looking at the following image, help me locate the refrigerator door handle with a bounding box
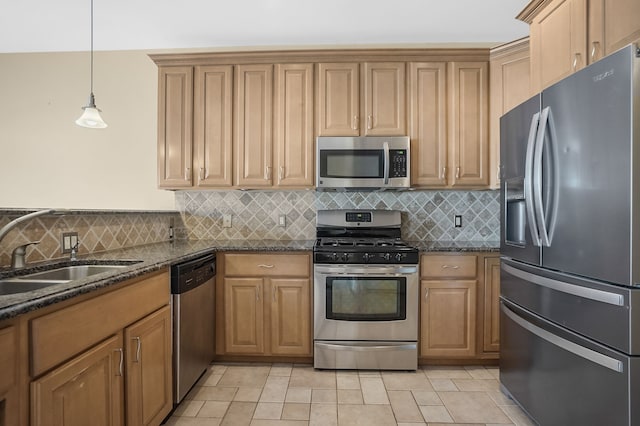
[533,107,551,246]
[502,303,624,373]
[524,112,542,246]
[502,263,624,306]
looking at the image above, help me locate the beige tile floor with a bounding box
[164,363,536,426]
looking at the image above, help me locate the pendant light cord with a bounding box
[90,0,94,95]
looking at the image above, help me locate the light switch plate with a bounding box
[61,232,79,253]
[278,214,286,227]
[222,214,232,228]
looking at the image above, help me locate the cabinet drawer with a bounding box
[421,254,477,278]
[30,270,170,377]
[0,325,17,394]
[224,253,310,277]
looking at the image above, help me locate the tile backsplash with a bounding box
[176,190,500,242]
[0,211,182,268]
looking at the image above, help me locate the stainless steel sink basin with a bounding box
[20,264,133,282]
[0,279,62,295]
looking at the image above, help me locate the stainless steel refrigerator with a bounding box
[500,43,640,425]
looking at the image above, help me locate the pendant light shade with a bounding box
[76,0,107,128]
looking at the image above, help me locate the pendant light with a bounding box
[75,0,107,128]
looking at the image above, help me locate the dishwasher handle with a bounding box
[171,252,216,294]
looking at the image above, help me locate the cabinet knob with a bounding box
[133,337,141,363]
[591,42,600,61]
[573,53,581,71]
[279,166,284,181]
[200,167,205,181]
[455,167,460,180]
[367,115,373,130]
[265,166,272,180]
[441,167,446,180]
[115,348,123,376]
[352,115,359,131]
[185,167,191,181]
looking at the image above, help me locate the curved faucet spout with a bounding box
[0,208,69,245]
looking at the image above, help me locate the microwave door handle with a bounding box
[383,141,390,185]
[525,112,542,246]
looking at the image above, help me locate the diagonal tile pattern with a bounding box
[175,190,500,242]
[165,363,536,426]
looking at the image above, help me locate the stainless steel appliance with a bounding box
[313,209,419,370]
[316,136,410,190]
[500,43,640,425]
[171,252,215,403]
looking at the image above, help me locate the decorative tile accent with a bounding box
[0,212,183,267]
[175,190,500,242]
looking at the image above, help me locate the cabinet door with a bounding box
[270,278,311,356]
[409,62,448,187]
[158,66,193,188]
[489,39,531,189]
[224,278,265,354]
[363,62,406,136]
[449,62,489,187]
[274,64,314,187]
[483,257,501,353]
[589,0,640,62]
[31,334,124,426]
[420,280,477,357]
[125,306,172,426]
[234,64,273,187]
[529,0,587,91]
[0,325,19,426]
[194,65,233,187]
[317,63,360,136]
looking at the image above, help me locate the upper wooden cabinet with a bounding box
[274,64,314,187]
[519,0,640,92]
[317,62,406,136]
[157,66,193,188]
[589,0,640,62]
[234,64,274,187]
[409,61,489,188]
[489,38,531,189]
[194,65,233,187]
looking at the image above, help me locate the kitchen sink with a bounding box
[20,264,132,282]
[0,279,62,295]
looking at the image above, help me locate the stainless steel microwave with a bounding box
[316,136,410,190]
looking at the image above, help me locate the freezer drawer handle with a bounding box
[503,304,623,373]
[502,263,624,306]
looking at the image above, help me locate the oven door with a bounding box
[314,264,419,341]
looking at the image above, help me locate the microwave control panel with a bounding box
[389,150,408,177]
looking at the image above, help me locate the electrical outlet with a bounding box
[61,232,79,253]
[278,214,286,227]
[222,214,232,228]
[454,215,462,228]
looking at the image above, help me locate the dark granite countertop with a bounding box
[0,238,497,321]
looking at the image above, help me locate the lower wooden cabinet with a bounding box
[419,252,500,361]
[31,334,125,426]
[0,323,21,426]
[220,252,312,357]
[125,305,172,426]
[29,270,172,426]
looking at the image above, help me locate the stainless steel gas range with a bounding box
[313,209,419,370]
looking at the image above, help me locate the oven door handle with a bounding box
[314,265,418,275]
[315,342,416,352]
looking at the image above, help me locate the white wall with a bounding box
[0,50,175,210]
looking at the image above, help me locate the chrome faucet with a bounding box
[0,209,68,269]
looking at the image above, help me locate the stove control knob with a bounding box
[342,253,350,261]
[395,253,403,262]
[332,252,339,261]
[363,253,371,262]
[383,253,391,261]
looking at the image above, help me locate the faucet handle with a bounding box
[11,240,41,269]
[70,239,81,261]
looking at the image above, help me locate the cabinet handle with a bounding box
[352,115,359,131]
[115,348,123,376]
[199,167,205,181]
[441,167,446,180]
[591,42,600,61]
[573,53,581,71]
[258,264,274,268]
[273,287,276,302]
[279,166,284,181]
[256,287,260,301]
[455,167,460,180]
[264,166,272,180]
[185,167,191,180]
[442,265,460,269]
[497,165,501,182]
[424,288,429,300]
[133,337,141,363]
[367,115,373,130]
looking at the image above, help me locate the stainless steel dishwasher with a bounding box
[171,252,215,403]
